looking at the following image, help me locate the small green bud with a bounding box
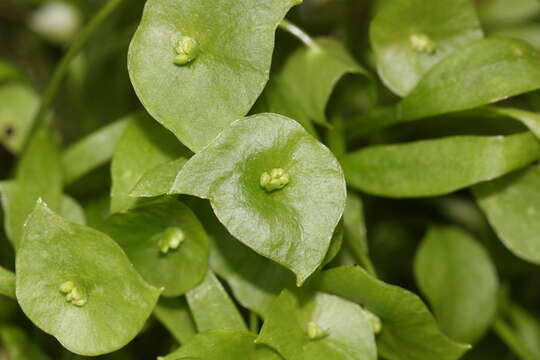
[158,227,186,254]
[174,36,200,65]
[410,33,437,54]
[306,321,327,340]
[60,281,87,307]
[260,168,290,192]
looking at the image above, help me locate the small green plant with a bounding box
[1,0,540,359]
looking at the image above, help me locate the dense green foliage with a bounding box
[1,0,540,358]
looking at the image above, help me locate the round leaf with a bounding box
[16,201,161,356]
[370,0,483,96]
[170,114,346,285]
[414,226,499,343]
[128,0,300,152]
[100,198,209,297]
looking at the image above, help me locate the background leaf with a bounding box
[414,226,499,343]
[153,297,197,344]
[342,132,540,198]
[370,0,483,96]
[0,266,15,299]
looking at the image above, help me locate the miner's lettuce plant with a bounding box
[1,0,540,358]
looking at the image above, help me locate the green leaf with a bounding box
[16,200,161,356]
[0,59,25,84]
[0,326,50,360]
[130,158,188,198]
[370,0,483,96]
[186,271,247,332]
[60,195,86,225]
[400,38,540,121]
[499,304,540,359]
[154,297,197,344]
[61,116,132,185]
[256,289,377,360]
[171,114,346,284]
[0,266,15,299]
[342,132,540,198]
[473,164,540,265]
[279,37,375,125]
[311,265,471,360]
[159,330,282,360]
[0,83,39,153]
[99,198,208,296]
[414,226,499,343]
[486,107,540,140]
[343,193,369,259]
[128,0,300,152]
[110,113,189,213]
[7,130,62,248]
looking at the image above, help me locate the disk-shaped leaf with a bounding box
[473,164,540,265]
[62,116,132,185]
[16,201,161,356]
[186,271,247,332]
[159,330,282,360]
[7,130,62,248]
[110,113,189,213]
[99,198,208,296]
[401,38,540,120]
[257,289,377,360]
[279,37,375,125]
[0,266,15,299]
[170,114,346,284]
[311,266,471,360]
[370,0,483,96]
[414,226,498,343]
[342,132,540,198]
[0,83,39,153]
[128,0,299,152]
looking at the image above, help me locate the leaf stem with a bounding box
[494,318,537,360]
[278,19,318,49]
[26,0,126,147]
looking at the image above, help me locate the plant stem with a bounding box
[278,19,318,49]
[249,311,259,333]
[27,0,126,146]
[494,318,537,360]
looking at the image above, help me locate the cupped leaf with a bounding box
[342,132,540,198]
[400,38,540,120]
[159,330,282,360]
[256,289,377,360]
[128,0,300,152]
[0,266,15,299]
[311,265,471,360]
[16,201,161,356]
[186,271,247,332]
[0,326,50,360]
[6,130,62,248]
[0,83,39,153]
[171,114,346,284]
[370,0,483,96]
[414,226,499,343]
[99,198,208,296]
[110,113,189,213]
[279,37,375,125]
[130,158,188,198]
[473,164,540,265]
[62,116,132,185]
[154,297,197,344]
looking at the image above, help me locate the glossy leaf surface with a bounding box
[171,114,346,284]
